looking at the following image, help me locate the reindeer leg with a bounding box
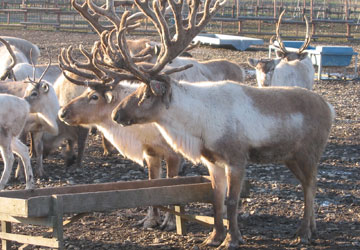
[33,132,45,177]
[12,138,34,190]
[200,162,227,247]
[159,154,182,231]
[136,151,162,228]
[14,132,27,180]
[286,156,318,244]
[219,164,246,249]
[75,127,88,168]
[101,133,114,157]
[0,137,14,190]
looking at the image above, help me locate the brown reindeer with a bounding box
[105,0,334,248]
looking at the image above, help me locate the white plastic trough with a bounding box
[193,33,264,51]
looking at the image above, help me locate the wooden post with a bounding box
[274,0,277,19]
[236,0,240,18]
[345,0,351,38]
[238,20,242,34]
[52,195,64,250]
[1,221,11,250]
[310,0,315,37]
[175,205,187,235]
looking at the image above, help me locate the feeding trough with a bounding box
[269,41,358,80]
[0,176,215,249]
[193,33,264,51]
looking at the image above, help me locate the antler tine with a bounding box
[275,9,288,54]
[87,0,119,28]
[59,47,99,81]
[38,50,52,83]
[0,37,17,80]
[298,14,312,54]
[78,43,106,79]
[72,0,112,36]
[132,0,226,77]
[29,48,37,82]
[116,11,152,82]
[61,69,106,88]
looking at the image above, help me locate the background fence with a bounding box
[2,0,360,40]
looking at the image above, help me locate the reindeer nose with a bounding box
[59,108,68,119]
[112,110,119,122]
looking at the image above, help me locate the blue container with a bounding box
[314,46,357,67]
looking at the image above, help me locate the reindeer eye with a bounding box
[31,91,38,98]
[90,94,98,100]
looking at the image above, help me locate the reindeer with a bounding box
[108,0,334,248]
[0,94,34,190]
[0,38,60,177]
[0,36,40,80]
[248,10,315,90]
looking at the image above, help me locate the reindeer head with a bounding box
[248,10,311,87]
[109,0,225,126]
[274,9,311,61]
[23,55,55,112]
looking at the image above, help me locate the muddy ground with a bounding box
[0,28,359,249]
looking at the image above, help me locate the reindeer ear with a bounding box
[276,50,286,58]
[150,80,166,96]
[42,83,49,93]
[247,58,258,68]
[298,52,308,60]
[104,91,114,103]
[154,45,160,56]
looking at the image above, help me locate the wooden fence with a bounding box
[1,0,360,40]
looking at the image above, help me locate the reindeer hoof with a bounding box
[134,215,160,229]
[200,230,226,247]
[159,212,176,231]
[216,232,244,250]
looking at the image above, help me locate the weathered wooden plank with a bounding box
[1,221,11,250]
[0,198,27,217]
[0,214,53,227]
[59,182,213,214]
[156,206,229,228]
[0,176,207,199]
[175,206,186,235]
[0,232,59,248]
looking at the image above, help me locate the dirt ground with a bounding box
[0,28,359,250]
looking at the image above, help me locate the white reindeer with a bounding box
[110,0,334,248]
[248,10,315,90]
[0,94,34,190]
[0,36,40,79]
[0,39,60,177]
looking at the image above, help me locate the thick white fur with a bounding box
[271,56,315,89]
[13,63,62,84]
[0,80,60,176]
[0,36,40,78]
[154,81,306,164]
[0,94,34,189]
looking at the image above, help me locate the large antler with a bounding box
[112,0,225,84]
[86,0,147,31]
[0,37,17,80]
[58,42,138,90]
[276,9,311,54]
[72,0,146,35]
[297,14,311,53]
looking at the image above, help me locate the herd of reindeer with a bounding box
[0,0,335,248]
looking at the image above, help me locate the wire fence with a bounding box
[1,0,360,40]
